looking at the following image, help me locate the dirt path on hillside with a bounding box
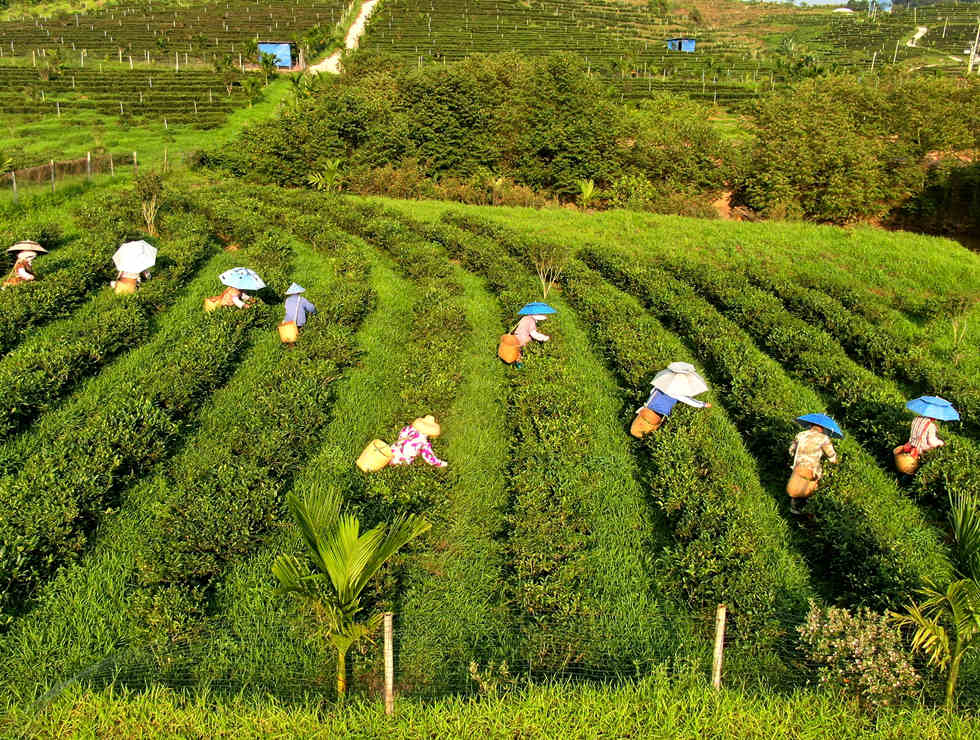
[310,0,380,74]
[907,25,928,47]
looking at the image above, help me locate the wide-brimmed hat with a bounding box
[285,283,305,295]
[412,415,441,437]
[518,302,556,316]
[796,413,844,439]
[7,240,47,254]
[906,396,959,422]
[652,362,709,398]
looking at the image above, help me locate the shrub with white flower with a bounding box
[798,601,919,709]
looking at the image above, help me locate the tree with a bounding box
[892,493,980,712]
[530,240,570,300]
[577,178,597,209]
[271,487,430,699]
[134,171,164,237]
[307,158,344,192]
[259,52,279,85]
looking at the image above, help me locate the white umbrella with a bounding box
[113,240,157,273]
[652,361,709,398]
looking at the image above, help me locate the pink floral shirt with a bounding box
[389,426,447,467]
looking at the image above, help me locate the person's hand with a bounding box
[541,335,550,342]
[704,402,712,409]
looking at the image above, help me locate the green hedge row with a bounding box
[0,231,282,618]
[0,238,116,358]
[742,265,980,439]
[658,258,980,510]
[0,218,215,439]
[580,247,952,605]
[420,216,690,674]
[137,226,372,640]
[429,219,814,636]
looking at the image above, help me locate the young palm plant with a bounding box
[272,486,430,699]
[892,493,980,712]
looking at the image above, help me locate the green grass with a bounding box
[8,673,979,738]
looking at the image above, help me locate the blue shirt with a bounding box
[284,295,317,328]
[644,389,707,416]
[646,389,679,416]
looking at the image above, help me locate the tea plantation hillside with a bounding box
[0,174,978,732]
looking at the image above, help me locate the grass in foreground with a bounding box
[7,672,978,738]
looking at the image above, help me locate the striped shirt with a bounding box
[906,416,943,453]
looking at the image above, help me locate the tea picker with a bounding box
[497,302,556,368]
[279,283,316,346]
[893,396,959,475]
[2,240,47,289]
[631,361,712,438]
[787,413,841,516]
[111,240,156,295]
[205,267,264,311]
[356,415,448,473]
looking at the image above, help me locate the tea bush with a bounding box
[581,247,952,604]
[429,219,813,637]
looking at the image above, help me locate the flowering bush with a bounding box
[798,602,919,709]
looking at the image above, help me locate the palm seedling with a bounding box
[577,179,597,209]
[272,486,430,699]
[892,493,980,712]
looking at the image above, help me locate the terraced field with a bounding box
[0,177,977,710]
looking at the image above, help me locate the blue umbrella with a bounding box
[906,396,960,422]
[796,413,844,439]
[219,267,266,291]
[518,302,557,316]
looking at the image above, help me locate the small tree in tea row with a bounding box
[272,486,430,699]
[892,493,980,713]
[531,240,569,300]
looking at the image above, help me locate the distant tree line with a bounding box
[205,52,979,231]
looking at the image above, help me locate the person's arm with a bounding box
[789,438,798,456]
[675,394,711,409]
[419,440,447,467]
[16,265,33,280]
[822,440,839,464]
[232,292,248,308]
[925,422,944,448]
[304,298,317,314]
[529,327,550,342]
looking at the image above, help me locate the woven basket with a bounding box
[113,278,138,295]
[630,407,663,438]
[203,296,221,313]
[497,334,521,364]
[894,451,919,475]
[786,465,818,498]
[278,321,299,344]
[357,439,393,473]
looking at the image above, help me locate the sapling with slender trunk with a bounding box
[531,240,569,300]
[134,171,163,237]
[272,486,430,699]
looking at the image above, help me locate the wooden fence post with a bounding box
[712,604,727,690]
[109,153,114,176]
[49,160,55,192]
[384,612,394,716]
[133,151,138,176]
[86,151,91,180]
[10,171,17,203]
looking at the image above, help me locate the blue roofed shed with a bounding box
[258,42,295,68]
[667,38,697,52]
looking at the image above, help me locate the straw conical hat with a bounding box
[412,415,441,437]
[7,240,47,254]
